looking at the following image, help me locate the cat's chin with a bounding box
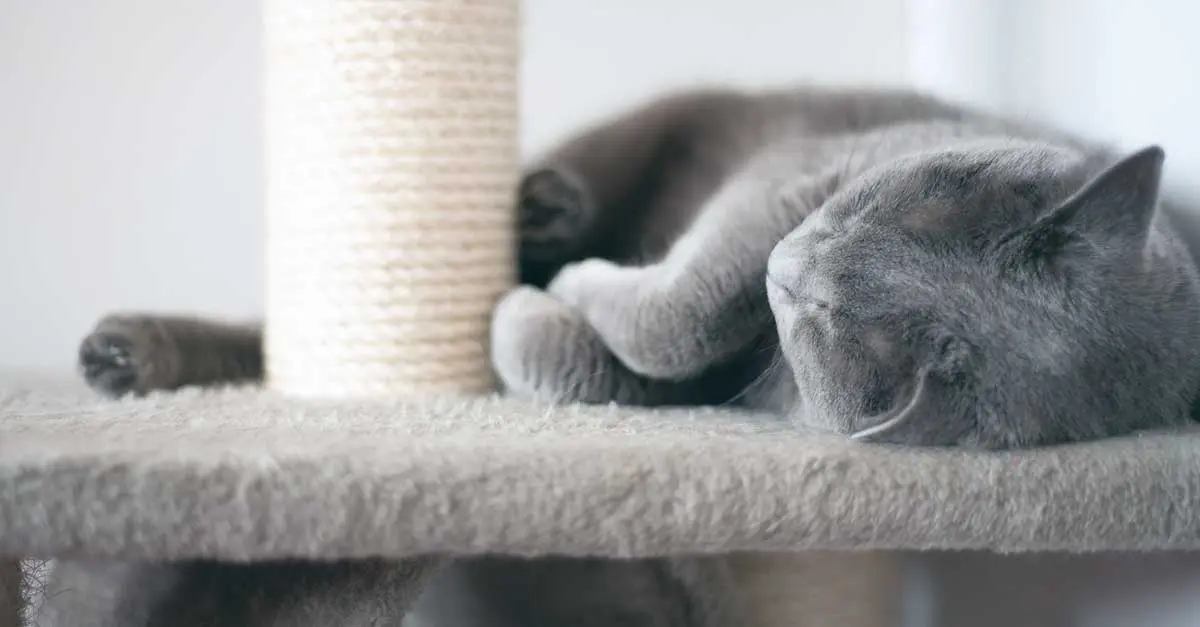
[781,395,853,439]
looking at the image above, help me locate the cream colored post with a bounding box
[263,0,521,397]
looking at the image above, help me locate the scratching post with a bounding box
[261,0,519,620]
[263,0,521,398]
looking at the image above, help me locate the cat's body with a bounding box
[500,88,1018,417]
[67,85,1200,626]
[501,86,1200,448]
[83,85,1197,447]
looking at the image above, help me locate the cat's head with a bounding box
[767,141,1196,449]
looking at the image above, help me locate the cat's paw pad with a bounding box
[518,168,589,259]
[78,315,177,397]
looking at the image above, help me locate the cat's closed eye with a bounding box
[793,297,837,336]
[767,276,832,314]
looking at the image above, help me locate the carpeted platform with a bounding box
[2,372,1199,563]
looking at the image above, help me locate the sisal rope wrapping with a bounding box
[263,0,520,397]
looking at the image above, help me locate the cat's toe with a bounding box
[77,316,177,397]
[490,287,570,396]
[491,287,555,363]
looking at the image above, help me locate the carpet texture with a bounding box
[4,372,1200,562]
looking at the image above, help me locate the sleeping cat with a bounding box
[80,85,1200,450]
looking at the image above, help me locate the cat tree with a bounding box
[262,0,517,399]
[4,1,1200,625]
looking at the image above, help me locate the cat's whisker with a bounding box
[722,343,784,407]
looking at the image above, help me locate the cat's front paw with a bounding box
[491,287,556,396]
[78,315,180,397]
[492,285,612,401]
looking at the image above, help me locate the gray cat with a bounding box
[82,85,1200,449]
[67,85,1200,627]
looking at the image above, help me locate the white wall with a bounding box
[0,0,908,372]
[521,0,909,155]
[4,1,1200,626]
[0,0,263,370]
[908,0,1200,207]
[1014,0,1200,206]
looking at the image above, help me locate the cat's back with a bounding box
[744,85,981,136]
[635,84,986,148]
[594,86,991,262]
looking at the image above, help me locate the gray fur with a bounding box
[79,314,260,396]
[35,558,440,627]
[768,142,1198,448]
[68,85,1200,626]
[493,86,1200,450]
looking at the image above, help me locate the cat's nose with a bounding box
[766,246,803,297]
[768,280,800,334]
[765,267,804,327]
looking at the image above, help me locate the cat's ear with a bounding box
[1026,145,1165,255]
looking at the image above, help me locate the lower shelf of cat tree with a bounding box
[2,372,1198,562]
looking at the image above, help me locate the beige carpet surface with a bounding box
[2,373,1199,562]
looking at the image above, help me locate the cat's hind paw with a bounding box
[518,168,592,286]
[519,169,589,251]
[78,315,179,397]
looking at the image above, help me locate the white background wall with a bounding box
[3,1,1200,625]
[0,0,908,373]
[908,0,1200,206]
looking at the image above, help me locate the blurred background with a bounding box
[3,1,1199,625]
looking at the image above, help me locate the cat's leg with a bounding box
[491,286,718,406]
[547,169,828,380]
[518,92,718,285]
[78,314,262,397]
